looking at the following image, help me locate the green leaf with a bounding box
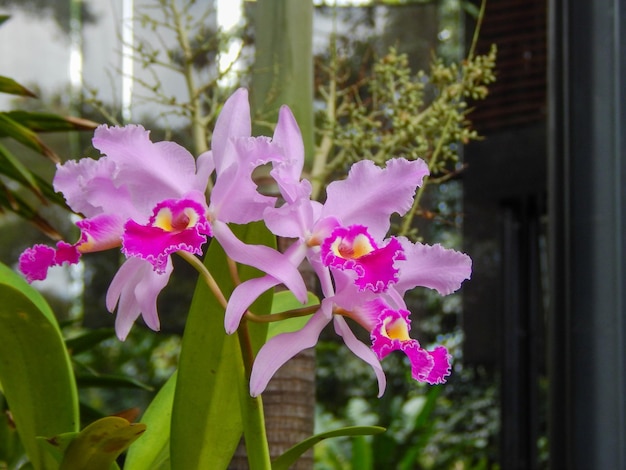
[65,328,116,355]
[0,15,10,27]
[0,262,79,470]
[0,113,60,163]
[267,290,318,339]
[0,142,45,199]
[171,222,275,469]
[75,373,153,391]
[0,181,64,240]
[0,76,36,97]
[5,111,99,133]
[124,372,177,470]
[351,435,373,470]
[58,417,145,470]
[271,426,386,470]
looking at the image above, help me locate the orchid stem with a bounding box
[245,304,319,323]
[176,251,228,309]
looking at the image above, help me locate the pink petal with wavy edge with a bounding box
[250,306,331,396]
[19,245,57,282]
[211,220,308,303]
[321,225,405,293]
[54,157,135,219]
[106,257,173,340]
[122,198,211,273]
[210,137,280,224]
[322,158,429,240]
[211,88,252,175]
[425,346,452,384]
[368,299,450,384]
[91,125,207,216]
[395,238,472,296]
[333,315,387,397]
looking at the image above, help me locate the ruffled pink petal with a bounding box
[54,241,81,264]
[321,225,405,293]
[19,245,57,282]
[122,198,211,273]
[424,346,452,384]
[211,88,252,175]
[321,158,429,240]
[211,220,308,303]
[367,299,449,384]
[19,241,84,283]
[54,157,135,218]
[403,342,437,382]
[210,137,280,224]
[106,257,173,340]
[250,307,331,397]
[92,125,208,215]
[395,238,472,296]
[333,315,387,397]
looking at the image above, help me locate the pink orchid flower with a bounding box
[221,105,472,396]
[19,124,213,339]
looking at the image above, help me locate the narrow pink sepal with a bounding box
[333,315,387,397]
[250,307,331,397]
[211,88,252,175]
[225,276,281,334]
[19,245,56,282]
[212,220,308,303]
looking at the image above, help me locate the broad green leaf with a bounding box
[65,328,116,355]
[0,113,59,162]
[271,426,386,470]
[0,15,10,27]
[171,222,275,469]
[351,435,373,470]
[58,417,145,470]
[0,76,36,97]
[5,111,98,133]
[38,432,78,464]
[0,263,79,470]
[75,373,153,391]
[267,290,318,339]
[124,372,177,470]
[0,394,26,469]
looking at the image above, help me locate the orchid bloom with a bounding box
[19,124,213,339]
[220,105,471,396]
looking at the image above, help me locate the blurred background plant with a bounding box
[0,0,499,468]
